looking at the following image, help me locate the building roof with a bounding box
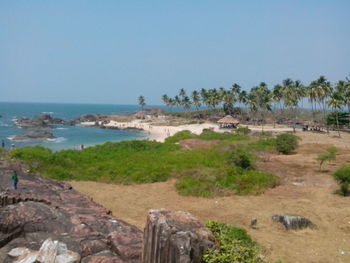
[217,115,240,124]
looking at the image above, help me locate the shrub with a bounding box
[333,166,350,196]
[275,134,299,154]
[203,221,267,263]
[164,130,196,143]
[229,147,255,169]
[235,127,251,135]
[316,147,338,171]
[233,171,279,195]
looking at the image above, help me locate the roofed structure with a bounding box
[217,115,240,128]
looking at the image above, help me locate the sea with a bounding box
[0,102,166,151]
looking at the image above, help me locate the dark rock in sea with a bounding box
[272,214,317,230]
[15,114,66,130]
[12,131,55,141]
[142,209,216,263]
[73,114,110,125]
[0,168,143,262]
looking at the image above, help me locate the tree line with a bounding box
[158,75,350,127]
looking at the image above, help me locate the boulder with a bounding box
[272,214,316,230]
[0,168,143,262]
[142,209,216,263]
[12,131,55,141]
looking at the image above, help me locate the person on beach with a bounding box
[1,140,4,148]
[11,170,19,190]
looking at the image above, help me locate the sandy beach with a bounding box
[80,120,296,142]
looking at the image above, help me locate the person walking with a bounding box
[11,170,19,190]
[1,140,4,148]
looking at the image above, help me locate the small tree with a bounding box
[275,134,299,154]
[138,95,146,111]
[333,165,350,196]
[316,147,338,171]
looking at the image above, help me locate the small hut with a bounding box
[217,115,240,129]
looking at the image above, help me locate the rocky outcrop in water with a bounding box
[16,114,66,130]
[0,168,143,262]
[142,209,216,263]
[12,131,55,142]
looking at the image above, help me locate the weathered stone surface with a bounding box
[142,209,216,263]
[9,238,80,263]
[0,168,143,262]
[13,131,55,142]
[272,214,317,230]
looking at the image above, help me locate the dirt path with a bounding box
[70,132,350,263]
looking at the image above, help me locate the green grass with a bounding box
[204,221,271,263]
[10,130,279,197]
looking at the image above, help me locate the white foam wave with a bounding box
[47,137,67,143]
[7,135,15,141]
[42,112,54,114]
[56,127,68,130]
[0,121,9,127]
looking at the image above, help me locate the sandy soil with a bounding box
[70,131,350,263]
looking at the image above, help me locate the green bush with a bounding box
[229,147,255,169]
[235,127,251,135]
[164,130,197,143]
[333,166,350,196]
[275,134,299,154]
[233,171,279,195]
[204,221,268,263]
[316,147,338,171]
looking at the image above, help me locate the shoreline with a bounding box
[81,120,296,143]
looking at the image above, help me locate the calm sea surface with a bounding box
[0,102,165,151]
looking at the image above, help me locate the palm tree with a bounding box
[138,96,146,111]
[335,80,350,127]
[310,76,333,130]
[272,84,283,126]
[182,96,192,112]
[162,94,170,108]
[249,82,272,131]
[328,91,344,137]
[179,89,186,99]
[191,90,201,110]
[222,90,236,115]
[174,95,181,109]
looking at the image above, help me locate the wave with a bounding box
[42,112,54,114]
[56,127,68,130]
[7,135,15,141]
[0,121,10,127]
[47,137,67,143]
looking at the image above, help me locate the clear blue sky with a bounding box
[1,0,349,105]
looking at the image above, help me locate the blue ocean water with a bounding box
[0,102,164,151]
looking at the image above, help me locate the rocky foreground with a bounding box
[0,168,143,263]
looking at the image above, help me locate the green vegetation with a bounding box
[165,130,249,144]
[175,167,278,197]
[235,127,251,135]
[333,165,350,196]
[10,130,279,197]
[164,130,197,143]
[203,221,269,263]
[316,147,338,171]
[229,146,255,170]
[275,134,299,154]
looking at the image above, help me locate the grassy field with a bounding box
[9,130,279,196]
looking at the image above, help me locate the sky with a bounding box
[1,0,349,105]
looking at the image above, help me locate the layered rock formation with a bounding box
[142,209,216,263]
[0,168,143,262]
